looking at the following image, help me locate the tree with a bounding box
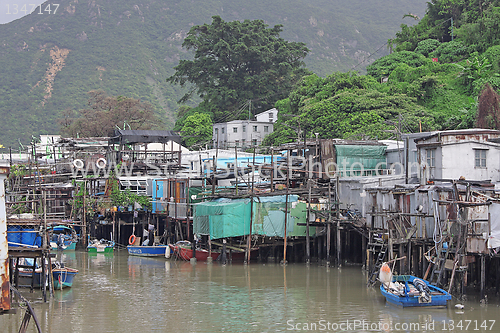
[59,91,160,137]
[477,84,500,129]
[367,51,430,82]
[167,16,310,122]
[264,72,436,146]
[180,112,213,148]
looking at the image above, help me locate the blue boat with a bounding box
[380,275,451,308]
[127,245,171,257]
[48,225,78,251]
[52,267,79,289]
[17,260,78,289]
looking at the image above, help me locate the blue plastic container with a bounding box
[21,229,42,247]
[7,226,22,247]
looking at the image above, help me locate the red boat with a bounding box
[169,242,220,261]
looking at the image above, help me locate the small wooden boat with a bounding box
[87,239,114,253]
[48,225,78,251]
[127,245,171,257]
[17,268,44,288]
[17,260,78,289]
[53,267,79,289]
[169,241,220,261]
[380,275,451,307]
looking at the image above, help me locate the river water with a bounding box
[1,250,499,332]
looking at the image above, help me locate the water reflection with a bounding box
[1,251,498,332]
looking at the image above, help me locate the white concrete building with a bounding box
[409,129,500,183]
[212,108,278,149]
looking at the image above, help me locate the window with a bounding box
[475,149,486,167]
[242,125,246,132]
[242,139,246,147]
[253,125,258,132]
[264,125,269,132]
[233,127,238,133]
[252,139,257,146]
[215,128,218,135]
[221,128,225,134]
[235,140,239,147]
[269,112,273,120]
[426,149,435,167]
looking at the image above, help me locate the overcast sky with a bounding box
[1,0,47,24]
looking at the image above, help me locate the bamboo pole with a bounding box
[283,150,289,265]
[306,177,311,264]
[336,175,341,267]
[235,146,238,196]
[326,182,331,266]
[83,180,87,247]
[270,147,274,192]
[246,147,256,263]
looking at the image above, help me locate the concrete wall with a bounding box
[0,167,10,312]
[213,120,274,148]
[441,142,500,182]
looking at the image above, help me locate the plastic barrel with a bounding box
[7,226,22,247]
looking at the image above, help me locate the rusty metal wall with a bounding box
[0,167,10,312]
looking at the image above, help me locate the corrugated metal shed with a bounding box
[109,130,181,144]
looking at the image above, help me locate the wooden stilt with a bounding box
[480,254,486,301]
[306,179,311,264]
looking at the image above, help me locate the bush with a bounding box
[429,40,470,63]
[483,45,500,73]
[367,51,430,81]
[415,39,440,57]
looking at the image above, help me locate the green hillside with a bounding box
[265,1,500,146]
[0,0,426,148]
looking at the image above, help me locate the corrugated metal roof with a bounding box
[109,130,181,144]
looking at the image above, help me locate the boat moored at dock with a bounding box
[380,274,451,308]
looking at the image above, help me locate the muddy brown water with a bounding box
[1,250,499,332]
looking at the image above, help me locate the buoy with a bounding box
[128,235,136,245]
[379,262,393,285]
[95,158,107,169]
[455,304,465,309]
[165,245,171,259]
[72,159,84,170]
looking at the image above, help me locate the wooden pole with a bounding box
[43,191,50,300]
[306,177,311,264]
[270,147,274,192]
[83,181,87,247]
[336,175,341,267]
[283,152,289,265]
[211,156,216,195]
[480,254,486,301]
[246,148,256,263]
[326,181,331,266]
[235,146,238,195]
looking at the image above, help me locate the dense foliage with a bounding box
[266,0,500,145]
[0,0,426,149]
[180,112,213,148]
[264,73,435,145]
[168,16,310,123]
[59,91,160,137]
[388,0,500,53]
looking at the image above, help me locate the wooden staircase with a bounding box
[367,238,388,286]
